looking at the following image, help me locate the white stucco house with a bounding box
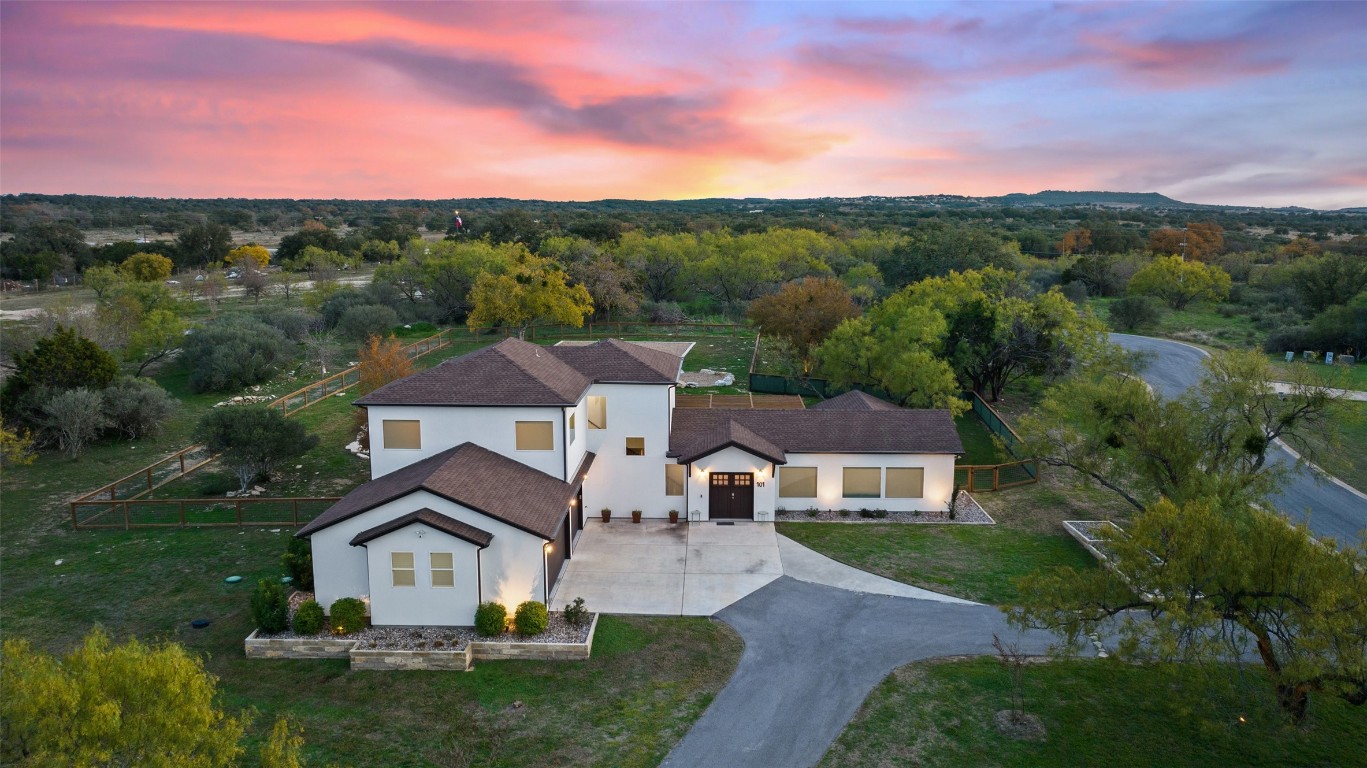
[297,337,964,626]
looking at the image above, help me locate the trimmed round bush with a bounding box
[514,601,549,637]
[251,579,289,634]
[475,601,508,637]
[281,537,313,591]
[292,599,325,636]
[329,597,367,635]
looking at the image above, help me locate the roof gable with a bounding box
[809,390,901,411]
[546,339,681,383]
[349,508,494,548]
[355,338,589,407]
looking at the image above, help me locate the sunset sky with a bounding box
[2,1,1364,208]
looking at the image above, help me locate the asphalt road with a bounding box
[1111,333,1367,543]
[661,578,1078,768]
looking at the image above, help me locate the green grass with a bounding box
[1268,354,1367,391]
[956,414,1009,465]
[1090,296,1263,349]
[1288,400,1367,494]
[776,523,1095,605]
[820,657,1367,768]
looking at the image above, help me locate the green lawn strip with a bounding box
[955,414,1009,465]
[775,523,1096,605]
[1267,354,1367,391]
[819,657,1367,768]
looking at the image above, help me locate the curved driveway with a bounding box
[1111,333,1367,543]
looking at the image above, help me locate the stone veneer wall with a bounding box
[351,645,473,671]
[244,630,356,659]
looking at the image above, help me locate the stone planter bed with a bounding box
[1062,520,1124,562]
[246,594,599,671]
[775,492,993,525]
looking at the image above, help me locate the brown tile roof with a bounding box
[547,339,682,383]
[355,338,684,407]
[809,390,901,411]
[349,508,494,548]
[297,443,594,540]
[669,407,963,464]
[355,338,590,407]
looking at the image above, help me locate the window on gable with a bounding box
[842,467,882,498]
[886,467,925,498]
[391,552,415,587]
[516,421,554,451]
[779,467,817,498]
[430,552,454,588]
[382,420,421,450]
[587,396,607,429]
[665,464,684,495]
[626,437,645,456]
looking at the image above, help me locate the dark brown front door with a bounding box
[709,473,754,520]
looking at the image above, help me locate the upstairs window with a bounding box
[587,396,607,429]
[391,552,415,587]
[626,437,645,456]
[516,421,554,451]
[382,420,421,450]
[430,552,454,588]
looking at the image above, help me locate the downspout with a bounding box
[476,547,483,605]
[562,407,569,481]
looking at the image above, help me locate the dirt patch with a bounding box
[993,709,1047,741]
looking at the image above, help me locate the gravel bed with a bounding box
[775,491,993,524]
[262,592,594,650]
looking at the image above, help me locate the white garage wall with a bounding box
[309,490,553,624]
[366,404,568,480]
[362,526,482,626]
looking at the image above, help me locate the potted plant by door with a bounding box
[600,508,612,523]
[669,510,680,524]
[631,510,643,524]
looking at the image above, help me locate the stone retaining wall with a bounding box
[351,645,473,671]
[470,614,599,663]
[244,630,356,659]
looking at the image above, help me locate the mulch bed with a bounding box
[775,491,993,524]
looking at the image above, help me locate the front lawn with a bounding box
[776,522,1095,605]
[820,657,1367,768]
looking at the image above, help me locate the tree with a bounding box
[815,313,966,413]
[181,317,288,393]
[0,423,37,465]
[1148,222,1223,260]
[0,327,119,423]
[1290,252,1367,312]
[121,252,174,283]
[241,267,269,303]
[568,252,641,320]
[194,406,319,491]
[1,628,247,766]
[43,388,109,457]
[690,231,782,305]
[467,252,593,337]
[0,221,90,281]
[125,309,186,375]
[273,269,300,300]
[1015,350,1348,512]
[260,717,306,768]
[1128,255,1232,310]
[226,244,271,268]
[175,222,233,268]
[336,304,399,341]
[358,334,415,396]
[875,221,1021,287]
[82,264,121,298]
[1057,227,1091,257]
[1012,498,1366,724]
[747,277,860,373]
[303,329,341,376]
[1106,295,1162,332]
[275,224,341,264]
[101,377,176,439]
[614,232,703,302]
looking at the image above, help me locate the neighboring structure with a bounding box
[298,338,963,626]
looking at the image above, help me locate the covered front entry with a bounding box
[709,472,754,520]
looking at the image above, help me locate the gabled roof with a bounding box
[355,338,589,407]
[349,508,493,548]
[354,337,684,408]
[297,443,593,540]
[547,339,681,383]
[809,390,901,412]
[669,407,963,462]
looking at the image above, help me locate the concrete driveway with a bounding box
[549,520,783,615]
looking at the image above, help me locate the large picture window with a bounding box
[391,552,415,587]
[515,421,554,451]
[842,467,882,498]
[665,464,685,496]
[430,552,454,588]
[382,420,421,450]
[886,467,925,498]
[779,466,818,498]
[587,396,607,429]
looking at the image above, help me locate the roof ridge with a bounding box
[491,338,587,399]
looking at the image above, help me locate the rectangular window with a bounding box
[779,467,818,498]
[382,420,421,450]
[515,421,554,451]
[842,467,882,498]
[665,464,685,496]
[587,396,607,429]
[886,467,925,498]
[626,437,645,456]
[568,413,576,444]
[430,552,454,588]
[391,552,415,587]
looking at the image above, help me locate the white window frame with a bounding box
[665,464,685,496]
[391,551,416,587]
[430,552,454,588]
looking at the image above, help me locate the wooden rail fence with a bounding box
[70,496,342,530]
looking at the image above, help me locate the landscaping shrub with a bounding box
[1263,324,1313,354]
[281,537,313,590]
[101,377,176,439]
[563,597,589,628]
[328,598,367,635]
[251,580,290,634]
[1108,295,1162,332]
[292,599,325,636]
[514,601,549,637]
[475,601,508,637]
[260,309,318,342]
[182,315,288,393]
[336,304,400,341]
[43,388,108,458]
[859,509,889,519]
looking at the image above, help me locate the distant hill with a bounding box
[986,190,1203,208]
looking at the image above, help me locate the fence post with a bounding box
[70,503,78,530]
[180,452,187,475]
[147,467,154,494]
[180,501,186,527]
[123,503,130,530]
[966,469,975,493]
[993,466,1000,491]
[293,500,299,526]
[236,500,243,526]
